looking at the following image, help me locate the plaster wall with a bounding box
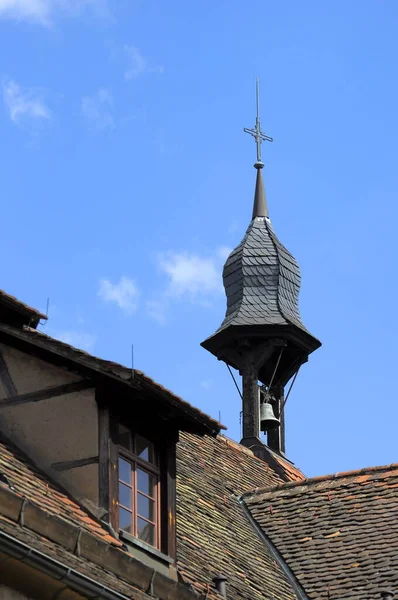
[0,586,33,600]
[0,343,99,507]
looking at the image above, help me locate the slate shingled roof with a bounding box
[244,464,398,600]
[219,217,307,334]
[176,432,302,600]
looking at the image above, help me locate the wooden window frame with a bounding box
[118,441,161,550]
[102,409,177,560]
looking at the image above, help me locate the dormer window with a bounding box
[95,381,220,565]
[117,428,160,548]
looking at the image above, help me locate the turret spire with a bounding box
[201,80,321,456]
[244,78,273,219]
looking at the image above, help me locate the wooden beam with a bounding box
[241,349,260,440]
[98,403,110,514]
[0,351,17,398]
[109,415,119,531]
[0,379,94,408]
[164,440,177,559]
[51,456,99,471]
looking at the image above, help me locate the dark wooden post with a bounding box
[279,386,286,454]
[241,350,260,440]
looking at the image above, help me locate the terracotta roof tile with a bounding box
[265,448,305,482]
[0,434,121,547]
[176,432,298,600]
[0,514,152,600]
[244,463,398,599]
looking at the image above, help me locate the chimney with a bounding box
[213,575,227,598]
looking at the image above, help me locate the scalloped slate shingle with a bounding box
[218,217,307,333]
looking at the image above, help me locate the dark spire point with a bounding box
[252,164,268,219]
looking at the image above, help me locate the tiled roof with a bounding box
[0,434,200,600]
[176,432,300,600]
[0,514,151,600]
[0,322,224,435]
[0,434,121,547]
[0,289,47,328]
[266,448,305,482]
[244,464,398,600]
[0,425,305,600]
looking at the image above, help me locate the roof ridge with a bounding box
[241,461,398,498]
[218,434,302,467]
[216,434,305,484]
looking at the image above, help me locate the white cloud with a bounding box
[157,249,226,301]
[0,0,108,25]
[98,276,139,315]
[56,330,97,352]
[146,299,167,325]
[81,88,114,131]
[124,45,164,80]
[3,79,51,125]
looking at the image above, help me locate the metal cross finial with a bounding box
[244,78,273,168]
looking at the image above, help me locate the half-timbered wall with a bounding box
[0,343,99,509]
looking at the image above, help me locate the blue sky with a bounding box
[1,0,398,477]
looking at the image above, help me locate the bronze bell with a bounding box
[260,401,280,432]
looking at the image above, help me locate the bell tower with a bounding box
[201,80,321,456]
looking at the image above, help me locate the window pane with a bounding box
[119,483,132,509]
[119,457,131,484]
[119,508,133,534]
[116,423,132,451]
[137,493,155,522]
[137,468,155,497]
[136,435,155,464]
[138,517,155,545]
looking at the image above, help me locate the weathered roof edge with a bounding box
[0,322,224,435]
[0,529,130,600]
[241,461,398,500]
[0,289,47,328]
